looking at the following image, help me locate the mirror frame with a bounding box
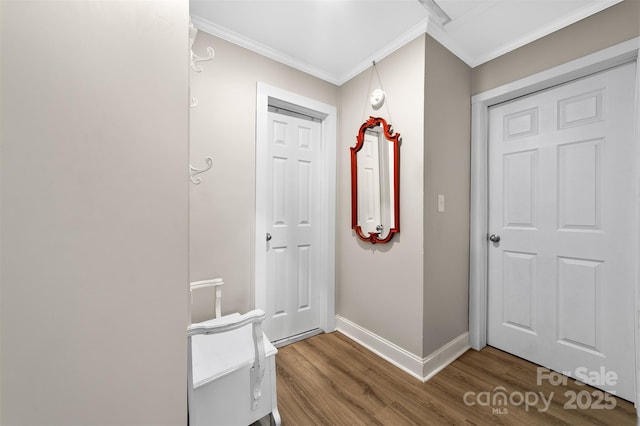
[350,116,401,244]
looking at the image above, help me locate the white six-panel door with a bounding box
[265,111,322,342]
[488,62,637,401]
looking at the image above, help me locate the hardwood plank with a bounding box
[275,332,636,425]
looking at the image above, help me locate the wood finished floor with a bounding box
[275,332,636,425]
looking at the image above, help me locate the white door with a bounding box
[264,109,322,342]
[488,62,636,401]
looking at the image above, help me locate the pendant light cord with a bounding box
[361,61,377,122]
[362,60,393,124]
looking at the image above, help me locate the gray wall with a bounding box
[472,0,640,94]
[189,33,338,321]
[189,32,428,356]
[423,35,472,356]
[2,1,635,423]
[1,1,189,424]
[193,0,638,367]
[194,32,471,360]
[337,36,426,356]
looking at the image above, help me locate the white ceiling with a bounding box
[190,0,623,86]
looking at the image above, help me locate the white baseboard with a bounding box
[421,331,471,381]
[335,315,470,382]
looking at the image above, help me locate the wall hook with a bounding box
[190,157,213,185]
[191,47,215,73]
[189,18,215,73]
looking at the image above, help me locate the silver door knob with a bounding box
[266,233,272,242]
[489,234,501,243]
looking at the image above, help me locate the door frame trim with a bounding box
[255,82,337,336]
[469,37,640,401]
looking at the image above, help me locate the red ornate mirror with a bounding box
[351,116,401,244]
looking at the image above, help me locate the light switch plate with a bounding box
[437,194,445,212]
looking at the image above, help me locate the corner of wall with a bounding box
[336,315,470,382]
[335,34,426,358]
[422,34,472,357]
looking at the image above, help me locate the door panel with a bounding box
[502,250,537,333]
[488,62,636,401]
[265,111,322,342]
[503,149,537,228]
[557,139,603,230]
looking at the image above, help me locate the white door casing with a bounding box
[487,62,636,400]
[469,38,640,405]
[255,83,336,343]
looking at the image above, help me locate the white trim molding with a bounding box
[335,18,429,85]
[335,315,470,382]
[424,0,623,68]
[192,14,428,86]
[469,37,640,405]
[422,332,471,382]
[192,15,336,84]
[255,82,337,337]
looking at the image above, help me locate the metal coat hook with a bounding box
[189,18,215,73]
[191,47,215,73]
[190,157,213,185]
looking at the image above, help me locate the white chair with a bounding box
[190,278,224,320]
[187,279,280,426]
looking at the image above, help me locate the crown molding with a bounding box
[191,14,430,87]
[424,17,476,67]
[470,0,623,67]
[426,0,624,68]
[335,17,429,85]
[190,15,340,85]
[192,0,624,83]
